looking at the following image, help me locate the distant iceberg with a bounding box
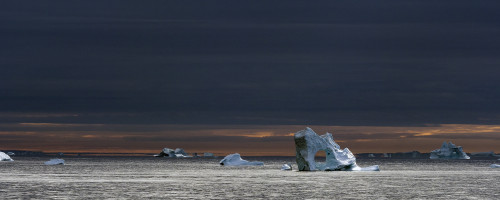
[491,164,500,168]
[281,163,292,171]
[203,152,215,157]
[0,151,14,161]
[155,148,191,158]
[45,159,65,165]
[154,148,176,157]
[219,153,263,166]
[470,151,496,157]
[430,141,470,159]
[294,127,379,171]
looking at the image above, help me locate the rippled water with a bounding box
[1,157,499,199]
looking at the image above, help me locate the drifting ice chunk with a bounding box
[294,127,379,171]
[430,141,470,159]
[45,159,65,165]
[491,164,500,168]
[0,151,14,161]
[219,153,263,166]
[281,163,292,170]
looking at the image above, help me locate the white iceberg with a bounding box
[430,141,470,159]
[281,163,292,170]
[219,153,263,166]
[490,164,500,168]
[0,151,14,161]
[45,159,65,165]
[294,127,379,171]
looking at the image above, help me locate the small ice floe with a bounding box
[0,151,14,161]
[219,153,263,166]
[281,163,292,171]
[490,164,500,168]
[351,165,380,171]
[45,159,65,165]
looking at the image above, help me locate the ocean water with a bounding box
[1,157,499,199]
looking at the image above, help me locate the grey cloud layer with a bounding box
[1,1,500,126]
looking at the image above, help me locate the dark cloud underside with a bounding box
[1,1,500,126]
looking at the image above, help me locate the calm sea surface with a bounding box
[1,156,499,199]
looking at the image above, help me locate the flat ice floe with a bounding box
[0,151,14,161]
[219,153,263,166]
[294,127,379,171]
[45,159,65,165]
[281,163,292,170]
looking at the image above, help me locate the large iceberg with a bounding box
[45,159,65,165]
[491,164,500,168]
[219,153,263,166]
[294,127,379,171]
[0,151,14,161]
[430,141,470,159]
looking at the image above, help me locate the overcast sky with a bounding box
[1,1,499,154]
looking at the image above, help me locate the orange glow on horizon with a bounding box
[1,123,499,156]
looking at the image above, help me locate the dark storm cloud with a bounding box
[2,0,500,126]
